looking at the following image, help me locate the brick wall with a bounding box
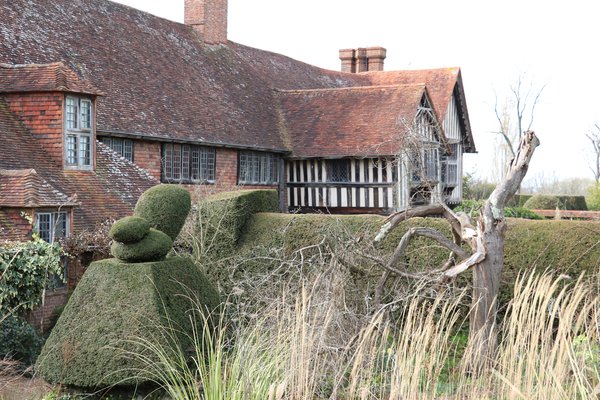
[3,93,64,165]
[215,147,237,186]
[27,289,68,332]
[133,139,162,180]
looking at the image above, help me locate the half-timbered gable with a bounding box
[278,85,446,213]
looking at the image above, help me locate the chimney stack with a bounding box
[339,46,387,73]
[339,49,356,73]
[184,0,228,44]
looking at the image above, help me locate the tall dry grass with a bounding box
[131,269,599,399]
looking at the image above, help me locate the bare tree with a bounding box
[586,123,600,183]
[492,75,544,179]
[374,131,540,373]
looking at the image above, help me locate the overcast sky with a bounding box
[112,0,600,185]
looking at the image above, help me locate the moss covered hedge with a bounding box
[36,257,220,388]
[237,213,600,308]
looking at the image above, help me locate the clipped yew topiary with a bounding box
[109,216,150,244]
[35,257,219,387]
[110,228,173,262]
[36,184,220,388]
[134,184,191,240]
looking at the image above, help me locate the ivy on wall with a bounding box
[0,237,64,317]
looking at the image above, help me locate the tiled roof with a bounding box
[0,97,158,232]
[278,84,429,158]
[0,0,473,155]
[0,169,74,207]
[0,62,103,95]
[364,68,475,151]
[1,0,300,151]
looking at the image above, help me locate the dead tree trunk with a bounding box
[468,130,540,370]
[372,131,540,373]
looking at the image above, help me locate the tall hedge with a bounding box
[235,213,600,309]
[523,194,588,210]
[177,189,278,261]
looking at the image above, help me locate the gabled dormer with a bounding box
[0,62,103,171]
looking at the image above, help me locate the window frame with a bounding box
[326,159,351,183]
[442,143,460,186]
[161,143,216,184]
[99,137,134,162]
[411,146,440,184]
[238,151,280,185]
[35,210,69,289]
[64,95,94,170]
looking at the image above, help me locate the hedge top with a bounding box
[134,185,191,240]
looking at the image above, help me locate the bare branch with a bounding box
[526,83,546,131]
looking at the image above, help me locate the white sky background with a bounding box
[113,0,600,185]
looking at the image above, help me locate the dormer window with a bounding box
[65,95,93,169]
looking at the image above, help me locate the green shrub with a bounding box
[462,174,496,200]
[586,183,600,211]
[109,216,150,244]
[134,184,191,240]
[0,238,64,315]
[0,315,43,366]
[524,194,588,210]
[504,207,542,219]
[36,256,220,388]
[454,200,541,220]
[230,213,600,321]
[506,194,532,207]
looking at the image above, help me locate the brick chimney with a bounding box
[366,47,386,72]
[339,49,356,73]
[339,46,386,73]
[184,0,228,44]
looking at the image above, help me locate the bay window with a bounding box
[65,96,93,169]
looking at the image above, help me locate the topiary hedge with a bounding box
[523,194,588,210]
[36,256,220,388]
[177,189,279,261]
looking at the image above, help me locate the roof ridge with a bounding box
[276,83,427,94]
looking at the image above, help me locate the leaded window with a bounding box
[238,151,279,185]
[65,96,93,169]
[162,143,215,183]
[412,147,439,183]
[99,137,134,162]
[326,159,350,182]
[442,143,460,186]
